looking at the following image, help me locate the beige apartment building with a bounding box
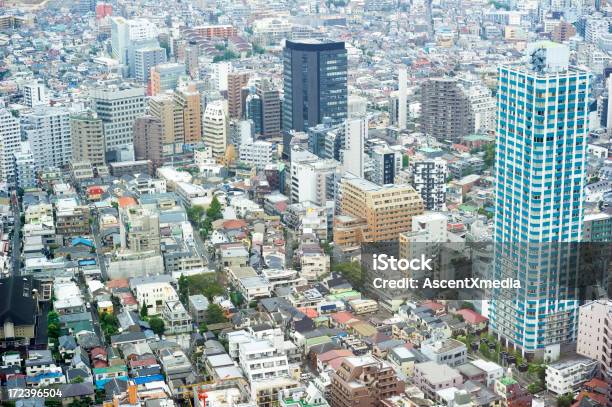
[70,111,105,167]
[336,176,424,244]
[148,92,184,146]
[119,205,161,254]
[133,115,163,170]
[227,72,249,119]
[174,85,202,144]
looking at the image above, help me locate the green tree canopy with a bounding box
[205,304,227,324]
[149,317,165,336]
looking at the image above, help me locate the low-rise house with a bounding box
[470,359,504,387]
[188,294,209,325]
[420,338,467,367]
[59,383,96,406]
[454,308,488,332]
[92,364,128,389]
[161,300,193,334]
[58,335,78,363]
[413,361,464,399]
[387,346,420,376]
[25,350,56,376]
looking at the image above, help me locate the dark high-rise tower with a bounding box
[282,40,347,156]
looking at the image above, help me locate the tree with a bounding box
[402,154,409,168]
[484,143,495,167]
[205,304,227,324]
[149,317,165,336]
[331,262,363,288]
[527,383,543,394]
[71,376,84,384]
[459,302,476,311]
[198,322,208,334]
[187,205,205,225]
[140,303,148,319]
[556,393,574,407]
[47,311,61,340]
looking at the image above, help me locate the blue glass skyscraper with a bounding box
[490,42,590,357]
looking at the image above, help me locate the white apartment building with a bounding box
[22,82,49,107]
[253,17,292,46]
[409,159,447,211]
[290,151,339,205]
[577,300,612,376]
[342,117,366,178]
[21,107,72,170]
[129,275,178,315]
[111,17,158,65]
[239,140,274,169]
[203,101,228,158]
[161,300,193,334]
[545,359,598,395]
[0,107,20,185]
[370,147,402,186]
[239,338,290,383]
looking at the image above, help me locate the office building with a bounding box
[227,72,249,119]
[21,107,72,170]
[409,158,447,211]
[490,42,590,356]
[256,79,282,138]
[370,147,401,186]
[337,174,424,242]
[174,84,202,145]
[0,107,21,185]
[133,115,163,170]
[111,17,158,66]
[90,84,146,157]
[282,40,347,154]
[203,101,228,158]
[246,93,263,135]
[134,46,167,83]
[150,63,186,96]
[398,66,408,130]
[330,356,404,407]
[70,110,106,167]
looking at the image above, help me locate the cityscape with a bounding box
[0,0,611,406]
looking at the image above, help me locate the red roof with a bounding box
[298,307,319,319]
[318,349,354,363]
[456,309,488,324]
[118,196,137,208]
[106,279,129,289]
[129,357,157,368]
[93,360,108,368]
[422,301,445,311]
[88,186,104,195]
[327,357,349,371]
[222,219,247,229]
[331,311,357,325]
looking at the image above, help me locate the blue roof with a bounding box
[78,259,97,266]
[72,237,95,248]
[132,374,164,385]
